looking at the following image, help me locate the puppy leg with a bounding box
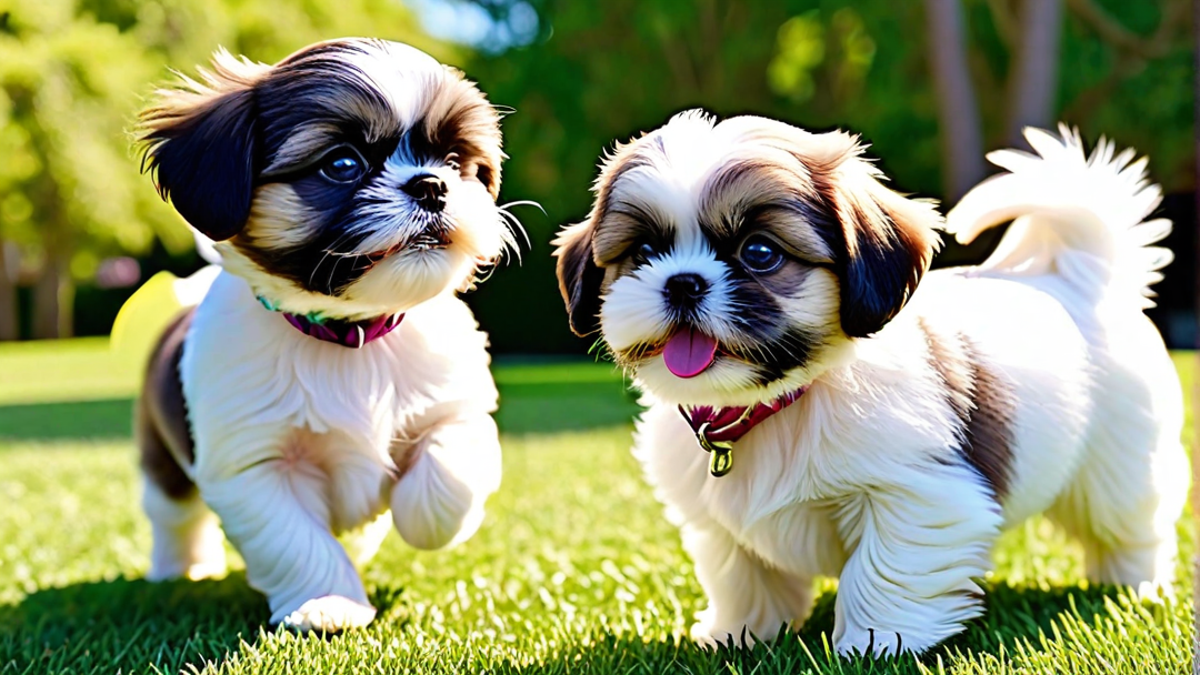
[683,517,817,647]
[390,414,501,551]
[340,510,394,569]
[832,471,1001,656]
[1049,430,1188,598]
[201,461,375,631]
[138,392,225,581]
[142,475,226,581]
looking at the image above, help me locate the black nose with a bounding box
[664,273,708,310]
[402,174,448,212]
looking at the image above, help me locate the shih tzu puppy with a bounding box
[135,38,516,631]
[554,111,1187,656]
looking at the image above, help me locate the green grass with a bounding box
[0,341,1193,674]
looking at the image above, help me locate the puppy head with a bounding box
[555,111,942,406]
[140,38,513,319]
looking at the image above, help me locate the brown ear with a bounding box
[553,221,604,336]
[138,50,270,242]
[815,140,942,337]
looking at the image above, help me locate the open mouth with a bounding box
[622,328,728,378]
[662,327,720,378]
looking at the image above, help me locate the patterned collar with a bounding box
[678,386,809,477]
[258,296,404,349]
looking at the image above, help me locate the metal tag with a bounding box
[696,422,735,477]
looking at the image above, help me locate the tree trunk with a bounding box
[1006,0,1064,144]
[31,247,72,339]
[923,0,987,202]
[0,240,17,341]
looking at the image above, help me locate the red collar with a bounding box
[679,386,808,477]
[281,311,404,348]
[256,295,404,348]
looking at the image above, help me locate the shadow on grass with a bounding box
[0,573,426,675]
[0,380,641,443]
[0,399,133,442]
[494,380,640,434]
[489,583,1125,675]
[0,574,1133,673]
[0,574,267,674]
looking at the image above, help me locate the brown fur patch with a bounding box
[919,318,1016,499]
[137,309,197,500]
[552,136,662,335]
[422,73,504,199]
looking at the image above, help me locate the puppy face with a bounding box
[555,111,942,406]
[140,39,513,319]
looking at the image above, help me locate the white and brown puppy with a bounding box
[136,39,515,632]
[554,111,1187,656]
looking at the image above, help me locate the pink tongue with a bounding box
[663,328,718,378]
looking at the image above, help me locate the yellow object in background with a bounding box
[110,265,220,374]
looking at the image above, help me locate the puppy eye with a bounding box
[633,241,658,264]
[740,235,785,274]
[320,147,367,184]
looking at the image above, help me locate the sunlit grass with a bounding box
[0,342,1193,674]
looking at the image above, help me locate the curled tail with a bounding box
[945,125,1173,308]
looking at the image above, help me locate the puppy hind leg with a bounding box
[340,510,393,569]
[1049,431,1188,598]
[141,474,227,581]
[138,397,226,582]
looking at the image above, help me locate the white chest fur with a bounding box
[180,271,498,532]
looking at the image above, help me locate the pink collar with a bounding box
[679,386,808,477]
[281,311,404,348]
[256,296,403,348]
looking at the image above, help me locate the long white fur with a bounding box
[141,42,506,632]
[619,122,1188,656]
[149,270,501,629]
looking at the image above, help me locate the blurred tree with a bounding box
[0,0,448,339]
[904,0,1193,202]
[0,2,167,338]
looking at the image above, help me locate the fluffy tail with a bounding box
[945,125,1173,308]
[111,265,220,367]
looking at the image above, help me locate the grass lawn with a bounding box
[0,339,1193,674]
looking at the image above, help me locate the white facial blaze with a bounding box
[591,110,852,406]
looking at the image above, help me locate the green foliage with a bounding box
[0,344,1194,674]
[0,0,447,285]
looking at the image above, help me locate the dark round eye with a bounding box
[320,148,367,183]
[740,235,785,273]
[634,241,657,264]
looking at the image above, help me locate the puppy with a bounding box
[135,38,515,631]
[554,111,1188,656]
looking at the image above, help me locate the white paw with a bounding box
[1136,579,1176,604]
[835,627,919,658]
[280,595,377,633]
[689,611,759,650]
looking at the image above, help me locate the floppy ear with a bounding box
[553,221,605,336]
[139,51,268,242]
[814,139,943,337]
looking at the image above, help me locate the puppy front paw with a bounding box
[280,595,377,633]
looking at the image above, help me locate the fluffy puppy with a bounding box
[554,111,1187,656]
[135,38,516,631]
